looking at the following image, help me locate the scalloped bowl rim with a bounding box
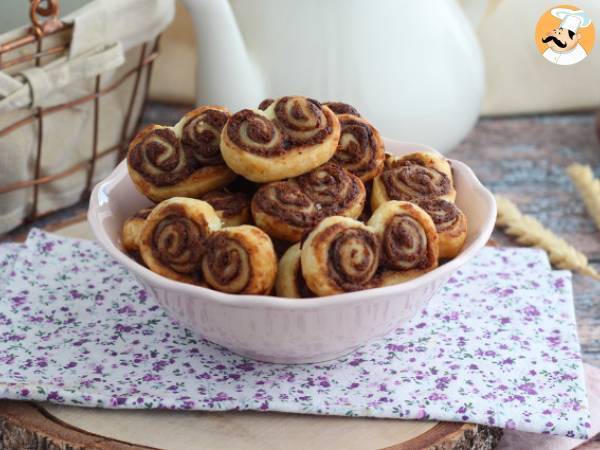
[88,138,496,310]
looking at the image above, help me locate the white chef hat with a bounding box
[551,8,592,33]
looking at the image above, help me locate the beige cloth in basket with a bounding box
[0,0,174,234]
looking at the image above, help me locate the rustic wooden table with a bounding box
[5,104,600,367]
[451,113,600,367]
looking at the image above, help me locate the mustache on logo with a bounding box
[542,35,567,48]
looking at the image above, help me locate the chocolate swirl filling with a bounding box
[151,206,207,274]
[333,118,379,178]
[128,128,192,187]
[273,96,334,146]
[258,98,274,110]
[327,226,380,291]
[385,156,426,170]
[201,190,249,219]
[295,163,361,216]
[181,109,228,166]
[227,109,286,156]
[254,183,319,228]
[414,198,460,232]
[324,101,361,117]
[201,233,251,293]
[381,214,431,270]
[380,166,451,201]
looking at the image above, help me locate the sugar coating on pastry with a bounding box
[275,243,315,298]
[367,200,439,274]
[201,189,250,227]
[139,197,222,284]
[372,152,456,210]
[201,225,277,295]
[127,106,236,202]
[333,114,385,182]
[301,216,380,296]
[122,207,153,252]
[251,162,366,242]
[414,198,467,259]
[220,96,341,182]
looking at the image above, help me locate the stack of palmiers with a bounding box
[122,96,467,297]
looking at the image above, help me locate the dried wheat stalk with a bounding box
[495,195,599,279]
[567,163,600,231]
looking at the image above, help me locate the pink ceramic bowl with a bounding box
[88,139,496,363]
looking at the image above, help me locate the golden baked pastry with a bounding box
[251,181,319,242]
[220,96,341,182]
[295,162,366,219]
[251,162,366,242]
[301,216,380,296]
[372,152,456,210]
[139,198,221,284]
[323,101,361,117]
[127,106,236,202]
[122,207,153,252]
[275,243,315,298]
[200,189,250,227]
[414,198,467,259]
[201,225,277,295]
[333,114,385,182]
[367,200,439,284]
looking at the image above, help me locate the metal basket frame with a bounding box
[0,0,160,225]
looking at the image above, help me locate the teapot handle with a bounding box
[178,0,263,109]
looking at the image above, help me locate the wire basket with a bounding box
[0,0,167,234]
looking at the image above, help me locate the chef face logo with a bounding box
[535,5,594,65]
[542,27,580,52]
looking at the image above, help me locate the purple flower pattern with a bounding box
[0,230,590,438]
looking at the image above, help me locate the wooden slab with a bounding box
[0,219,502,449]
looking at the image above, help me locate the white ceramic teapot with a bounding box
[180,0,485,153]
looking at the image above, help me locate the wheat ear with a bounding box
[495,195,599,280]
[567,163,600,231]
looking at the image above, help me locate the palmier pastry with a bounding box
[122,207,153,252]
[201,189,250,227]
[127,106,236,202]
[251,182,319,242]
[301,216,380,296]
[324,101,361,117]
[333,114,385,182]
[139,198,221,284]
[275,243,315,298]
[251,163,366,241]
[414,198,467,259]
[367,201,439,285]
[221,96,340,182]
[295,162,366,218]
[372,152,456,210]
[200,225,277,295]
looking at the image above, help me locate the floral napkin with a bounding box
[0,229,591,438]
